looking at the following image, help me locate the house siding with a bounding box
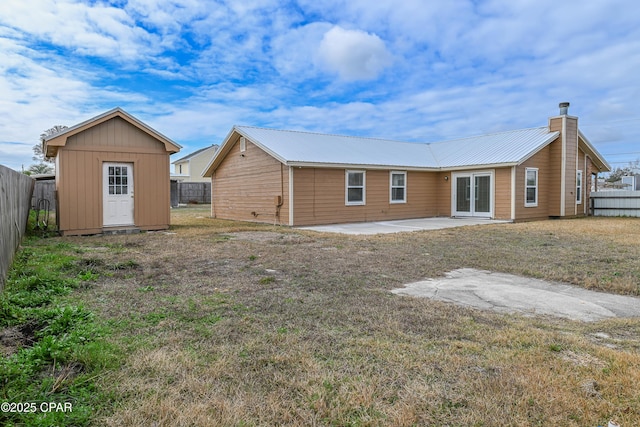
[548,118,564,216]
[292,168,439,226]
[56,117,171,236]
[437,172,452,216]
[494,167,512,220]
[188,148,217,182]
[564,117,579,216]
[174,146,218,182]
[549,115,579,217]
[211,138,289,225]
[514,145,551,221]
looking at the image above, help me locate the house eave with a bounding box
[578,130,611,172]
[203,126,289,177]
[441,162,519,172]
[286,161,440,171]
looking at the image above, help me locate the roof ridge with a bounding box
[428,126,549,145]
[235,125,428,146]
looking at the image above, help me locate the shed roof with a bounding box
[44,107,181,157]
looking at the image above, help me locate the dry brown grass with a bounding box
[57,207,640,426]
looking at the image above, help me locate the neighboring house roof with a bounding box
[204,124,610,176]
[43,107,182,157]
[172,144,218,164]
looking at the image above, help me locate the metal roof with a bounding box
[234,125,560,170]
[236,126,437,168]
[429,127,559,168]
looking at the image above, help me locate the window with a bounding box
[525,168,538,207]
[178,164,182,174]
[390,171,407,203]
[576,170,583,204]
[108,166,128,195]
[346,170,365,205]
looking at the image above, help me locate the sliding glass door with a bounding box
[453,172,493,217]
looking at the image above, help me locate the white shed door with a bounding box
[103,163,134,227]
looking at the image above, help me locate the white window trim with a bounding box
[525,168,538,207]
[576,170,583,204]
[389,171,407,204]
[345,170,366,206]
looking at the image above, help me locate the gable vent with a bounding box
[240,137,246,152]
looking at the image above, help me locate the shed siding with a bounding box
[56,118,171,236]
[211,138,289,225]
[292,168,438,226]
[65,117,164,153]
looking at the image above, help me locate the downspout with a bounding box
[211,171,216,218]
[288,166,294,226]
[510,166,516,221]
[275,163,284,225]
[575,120,580,216]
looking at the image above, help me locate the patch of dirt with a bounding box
[560,350,607,369]
[0,321,39,357]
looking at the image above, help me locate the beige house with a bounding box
[203,103,609,226]
[171,144,218,182]
[44,108,181,236]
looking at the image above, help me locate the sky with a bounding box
[1,0,640,173]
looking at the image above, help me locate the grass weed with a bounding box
[0,240,119,427]
[4,206,640,426]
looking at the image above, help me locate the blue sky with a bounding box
[1,0,640,173]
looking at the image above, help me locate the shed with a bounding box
[43,108,181,236]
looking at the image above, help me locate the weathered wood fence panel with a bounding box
[590,191,640,217]
[32,179,56,211]
[170,181,211,205]
[0,165,35,289]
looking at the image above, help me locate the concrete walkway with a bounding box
[299,217,509,235]
[392,268,640,322]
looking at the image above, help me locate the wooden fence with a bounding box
[171,181,211,206]
[590,191,640,217]
[32,179,56,211]
[0,165,35,289]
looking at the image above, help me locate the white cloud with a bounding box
[316,26,392,81]
[270,22,332,79]
[0,0,159,61]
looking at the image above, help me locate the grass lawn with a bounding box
[3,206,640,426]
